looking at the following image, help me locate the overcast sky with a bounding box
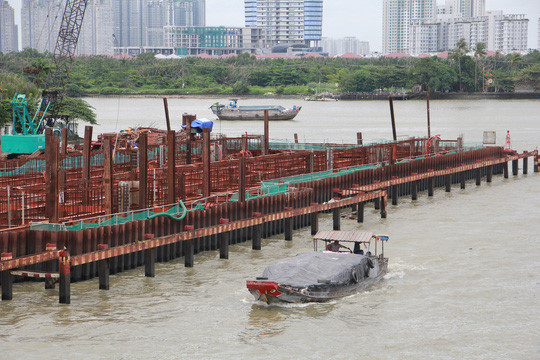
[7,0,540,51]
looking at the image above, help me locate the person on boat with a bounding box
[353,242,364,255]
[326,241,351,252]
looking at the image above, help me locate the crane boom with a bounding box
[41,0,89,120]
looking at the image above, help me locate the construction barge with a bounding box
[0,113,537,304]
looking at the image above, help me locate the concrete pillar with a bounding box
[487,165,493,183]
[311,212,319,235]
[333,208,341,231]
[357,202,364,223]
[503,161,509,179]
[145,248,155,277]
[445,174,451,192]
[523,157,528,175]
[252,224,262,250]
[428,177,434,197]
[219,232,230,259]
[284,218,293,241]
[534,155,538,173]
[476,168,482,186]
[184,239,194,267]
[460,171,466,189]
[391,185,398,205]
[374,198,381,210]
[58,250,71,304]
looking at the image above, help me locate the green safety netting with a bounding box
[31,201,188,232]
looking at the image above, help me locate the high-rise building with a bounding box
[453,0,485,18]
[78,0,114,55]
[113,0,145,47]
[244,0,323,47]
[0,0,18,53]
[321,37,369,56]
[382,0,436,54]
[21,0,63,53]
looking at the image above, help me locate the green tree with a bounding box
[474,42,486,91]
[451,38,469,91]
[57,97,97,125]
[232,80,249,95]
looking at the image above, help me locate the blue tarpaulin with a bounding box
[182,118,213,132]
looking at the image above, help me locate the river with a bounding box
[1,98,539,359]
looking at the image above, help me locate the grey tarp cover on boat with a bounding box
[261,252,372,287]
[237,105,285,111]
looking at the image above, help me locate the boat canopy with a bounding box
[237,105,286,111]
[314,231,374,243]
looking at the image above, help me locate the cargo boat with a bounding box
[247,231,389,304]
[210,99,301,121]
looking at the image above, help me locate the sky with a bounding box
[6,0,540,51]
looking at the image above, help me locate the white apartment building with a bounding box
[77,0,114,55]
[383,0,436,54]
[245,0,323,47]
[321,37,369,56]
[0,0,18,53]
[21,0,63,53]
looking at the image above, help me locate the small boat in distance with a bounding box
[210,99,301,121]
[246,231,389,304]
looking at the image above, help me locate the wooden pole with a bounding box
[388,97,397,141]
[294,133,299,143]
[263,109,269,155]
[82,126,92,206]
[45,129,59,223]
[163,98,171,132]
[426,85,431,138]
[202,127,211,198]
[184,114,193,165]
[139,132,148,209]
[357,132,363,145]
[167,130,176,203]
[61,127,68,155]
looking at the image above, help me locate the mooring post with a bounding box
[428,176,434,196]
[357,202,364,223]
[58,250,71,304]
[333,207,341,231]
[512,159,518,176]
[219,219,230,259]
[167,130,176,204]
[103,136,114,214]
[1,253,13,301]
[202,128,211,198]
[97,244,110,290]
[263,110,269,155]
[139,132,148,209]
[487,165,493,183]
[145,247,156,277]
[163,98,171,132]
[294,133,299,143]
[45,129,59,223]
[284,208,293,240]
[476,168,482,186]
[310,207,319,235]
[184,238,194,268]
[460,170,466,189]
[238,156,246,203]
[388,96,397,141]
[252,221,262,250]
[357,132,363,146]
[445,173,451,192]
[523,156,528,175]
[380,195,387,219]
[391,183,398,205]
[411,179,418,200]
[534,154,538,173]
[503,161,509,178]
[82,126,92,206]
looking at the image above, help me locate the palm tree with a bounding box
[474,42,486,92]
[454,38,468,91]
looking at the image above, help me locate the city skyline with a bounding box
[4,0,540,51]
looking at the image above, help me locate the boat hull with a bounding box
[247,256,388,304]
[213,108,300,121]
